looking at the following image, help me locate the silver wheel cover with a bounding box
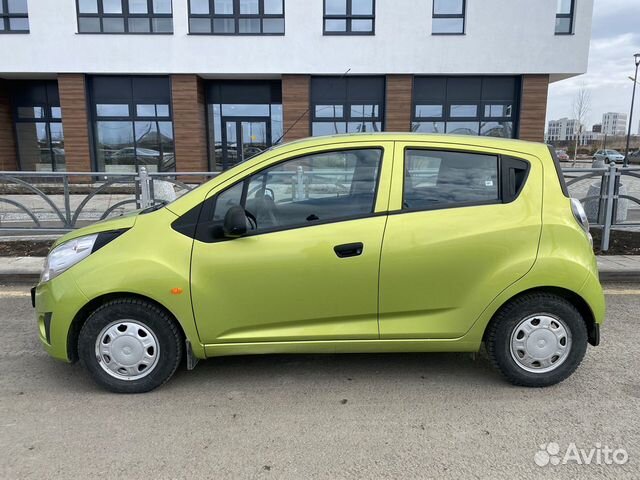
[95,320,160,381]
[510,314,572,374]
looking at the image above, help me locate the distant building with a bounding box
[602,112,627,136]
[592,124,602,133]
[546,118,584,143]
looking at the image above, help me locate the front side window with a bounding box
[555,0,574,34]
[324,0,374,35]
[12,81,64,171]
[89,76,175,172]
[189,0,284,34]
[207,148,382,237]
[432,0,464,34]
[0,0,30,32]
[311,76,384,136]
[412,77,518,138]
[403,149,499,209]
[77,0,173,33]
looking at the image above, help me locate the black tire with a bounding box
[485,293,588,387]
[78,298,183,393]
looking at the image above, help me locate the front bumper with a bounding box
[34,273,89,362]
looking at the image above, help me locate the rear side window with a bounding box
[547,146,569,197]
[403,149,499,209]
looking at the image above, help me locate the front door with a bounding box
[190,143,393,345]
[379,142,542,339]
[221,118,270,170]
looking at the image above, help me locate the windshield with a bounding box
[605,150,620,155]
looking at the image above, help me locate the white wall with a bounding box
[0,0,593,79]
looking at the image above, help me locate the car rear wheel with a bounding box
[78,298,183,393]
[485,293,588,387]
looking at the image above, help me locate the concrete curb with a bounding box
[1,256,640,284]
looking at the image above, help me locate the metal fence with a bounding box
[1,163,640,251]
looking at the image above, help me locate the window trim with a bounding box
[431,0,465,36]
[554,0,575,35]
[398,146,531,214]
[323,0,375,36]
[188,0,285,36]
[0,0,30,33]
[189,146,386,242]
[76,0,174,35]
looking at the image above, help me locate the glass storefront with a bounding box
[310,76,384,136]
[206,80,282,171]
[88,76,175,172]
[412,76,519,138]
[12,81,65,171]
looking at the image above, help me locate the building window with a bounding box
[188,0,284,35]
[0,0,29,33]
[77,0,173,34]
[89,76,174,172]
[311,76,384,136]
[555,0,574,34]
[12,81,64,171]
[206,80,283,171]
[432,0,465,35]
[412,76,519,138]
[323,0,374,35]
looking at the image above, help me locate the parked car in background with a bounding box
[627,150,640,164]
[593,149,625,163]
[555,149,569,161]
[33,134,604,393]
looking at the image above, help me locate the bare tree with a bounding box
[572,84,591,165]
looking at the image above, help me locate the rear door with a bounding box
[379,142,542,339]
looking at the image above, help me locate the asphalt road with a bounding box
[0,284,638,479]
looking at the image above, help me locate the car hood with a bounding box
[51,210,141,249]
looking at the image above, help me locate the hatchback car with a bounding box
[33,134,604,393]
[593,149,625,163]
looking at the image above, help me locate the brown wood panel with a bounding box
[282,75,310,142]
[58,74,92,171]
[0,80,18,171]
[385,75,413,132]
[518,75,549,142]
[171,74,208,172]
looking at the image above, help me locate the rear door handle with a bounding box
[334,242,364,258]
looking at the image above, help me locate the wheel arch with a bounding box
[67,292,186,363]
[483,286,598,347]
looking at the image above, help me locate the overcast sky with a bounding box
[546,0,640,130]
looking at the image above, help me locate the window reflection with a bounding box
[13,81,64,171]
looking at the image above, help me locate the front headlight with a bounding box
[40,234,98,284]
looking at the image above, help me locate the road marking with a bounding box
[604,289,640,295]
[0,291,31,298]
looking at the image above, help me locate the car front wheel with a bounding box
[485,293,588,387]
[78,298,183,393]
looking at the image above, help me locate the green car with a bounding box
[33,134,604,393]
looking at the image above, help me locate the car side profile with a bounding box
[593,149,625,163]
[33,133,605,393]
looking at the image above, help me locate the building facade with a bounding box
[601,112,627,137]
[0,0,593,172]
[546,117,584,143]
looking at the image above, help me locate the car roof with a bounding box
[268,132,547,156]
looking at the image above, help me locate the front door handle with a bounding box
[334,242,364,258]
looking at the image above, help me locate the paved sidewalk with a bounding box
[1,255,640,284]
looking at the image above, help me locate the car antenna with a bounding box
[274,68,351,145]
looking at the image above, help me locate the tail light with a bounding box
[570,198,593,247]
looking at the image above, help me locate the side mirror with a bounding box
[223,205,248,238]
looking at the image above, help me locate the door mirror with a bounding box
[223,206,248,238]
